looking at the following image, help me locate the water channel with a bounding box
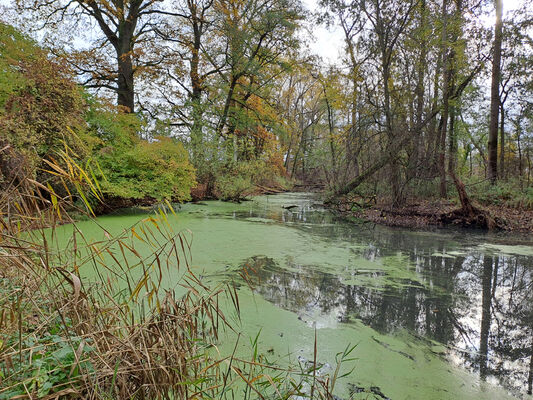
[53,193,533,399]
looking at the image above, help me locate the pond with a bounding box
[53,193,533,399]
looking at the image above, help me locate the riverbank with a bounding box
[97,185,533,234]
[329,197,533,233]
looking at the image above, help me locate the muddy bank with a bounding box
[329,198,533,233]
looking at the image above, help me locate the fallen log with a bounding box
[282,205,298,210]
[255,184,284,194]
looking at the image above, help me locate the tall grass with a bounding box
[0,145,354,399]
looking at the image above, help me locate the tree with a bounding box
[150,0,217,163]
[319,0,364,181]
[487,0,503,182]
[212,0,303,139]
[14,0,174,113]
[361,0,417,204]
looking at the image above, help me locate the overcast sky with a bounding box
[302,0,528,65]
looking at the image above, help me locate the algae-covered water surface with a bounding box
[53,193,532,399]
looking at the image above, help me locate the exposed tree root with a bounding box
[446,171,504,230]
[327,174,516,231]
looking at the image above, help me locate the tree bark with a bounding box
[448,104,456,173]
[488,0,503,183]
[348,48,360,180]
[499,102,505,178]
[216,77,237,137]
[116,47,135,113]
[190,11,205,165]
[517,120,523,178]
[527,344,533,395]
[450,171,476,216]
[87,0,140,113]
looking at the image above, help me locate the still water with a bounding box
[55,193,533,399]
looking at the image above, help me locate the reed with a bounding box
[0,145,353,399]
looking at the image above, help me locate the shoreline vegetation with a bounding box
[0,0,532,395]
[0,158,354,399]
[324,193,533,234]
[0,22,531,235]
[330,198,533,234]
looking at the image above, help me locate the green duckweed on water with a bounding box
[49,193,532,399]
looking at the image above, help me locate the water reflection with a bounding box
[228,196,533,397]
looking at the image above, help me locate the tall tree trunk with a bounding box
[324,92,337,188]
[446,0,463,176]
[409,0,427,182]
[75,0,141,114]
[190,19,205,166]
[350,87,360,177]
[438,85,449,197]
[488,0,503,183]
[291,116,306,178]
[448,104,456,173]
[381,49,401,205]
[517,123,523,178]
[526,146,531,186]
[346,39,360,180]
[437,0,450,198]
[116,47,135,113]
[115,13,137,114]
[348,73,359,180]
[499,102,505,178]
[216,78,237,137]
[429,54,442,165]
[527,344,533,395]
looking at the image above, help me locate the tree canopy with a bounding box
[1,0,532,207]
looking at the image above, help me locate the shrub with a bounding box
[213,159,292,201]
[215,172,254,201]
[96,136,196,202]
[0,23,88,187]
[84,99,197,204]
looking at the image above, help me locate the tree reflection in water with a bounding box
[224,197,532,396]
[239,247,532,396]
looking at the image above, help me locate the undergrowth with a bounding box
[465,178,533,210]
[0,145,354,399]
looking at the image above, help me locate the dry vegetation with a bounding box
[0,146,353,399]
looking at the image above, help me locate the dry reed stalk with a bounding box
[0,148,352,399]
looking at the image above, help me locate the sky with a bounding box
[301,0,528,65]
[302,0,344,64]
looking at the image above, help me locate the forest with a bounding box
[0,0,531,218]
[0,0,532,398]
